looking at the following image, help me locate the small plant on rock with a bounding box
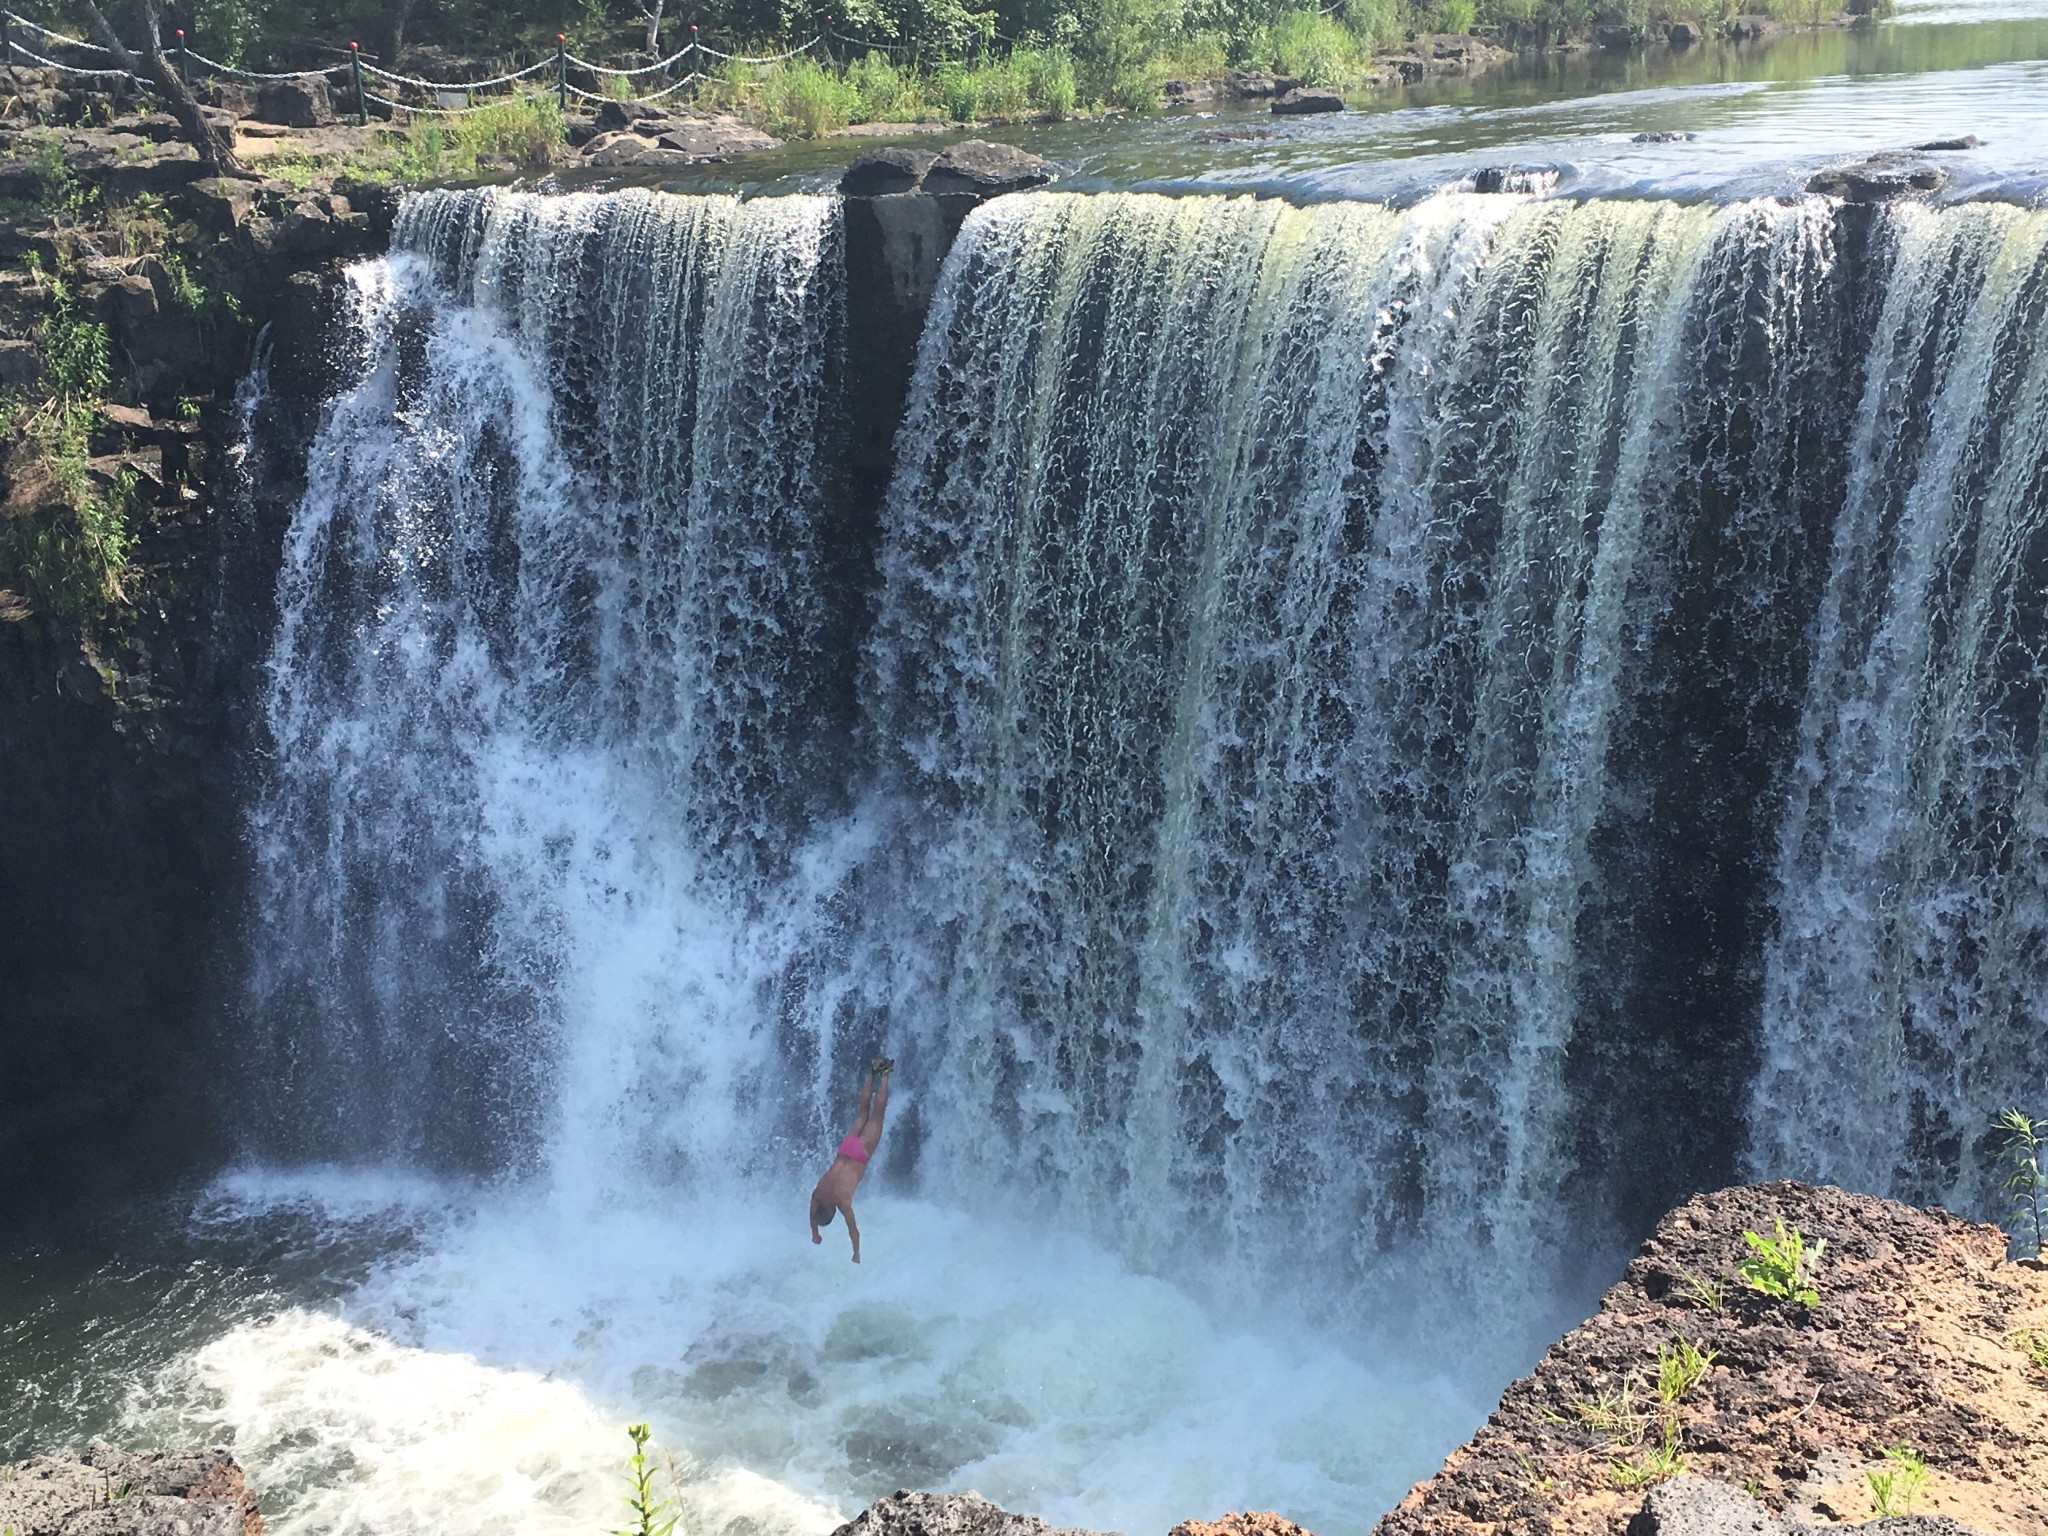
[616,1423,680,1536]
[1676,1265,1726,1313]
[1610,1436,1684,1489]
[1867,1443,1928,1517]
[1738,1217,1825,1305]
[1994,1107,2045,1258]
[2010,1327,2048,1374]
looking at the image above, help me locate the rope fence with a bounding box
[1,9,1052,117]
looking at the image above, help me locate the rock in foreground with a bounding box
[831,1491,1113,1536]
[0,1444,262,1536]
[1377,1183,2048,1536]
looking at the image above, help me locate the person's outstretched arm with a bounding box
[841,1200,861,1263]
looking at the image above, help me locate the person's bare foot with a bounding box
[871,1055,894,1074]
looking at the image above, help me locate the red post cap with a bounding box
[557,32,566,40]
[175,27,184,36]
[349,40,359,49]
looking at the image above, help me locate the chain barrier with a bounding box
[827,29,918,54]
[565,42,695,77]
[4,36,137,80]
[563,73,703,106]
[693,36,821,63]
[2,8,111,53]
[184,49,344,82]
[359,55,554,91]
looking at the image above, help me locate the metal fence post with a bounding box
[556,32,567,110]
[175,27,188,83]
[350,40,367,125]
[2,13,13,67]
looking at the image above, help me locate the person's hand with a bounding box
[812,1230,822,1245]
[852,1249,861,1263]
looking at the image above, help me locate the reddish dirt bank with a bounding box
[1370,1182,2047,1535]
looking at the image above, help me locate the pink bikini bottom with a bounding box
[837,1134,870,1164]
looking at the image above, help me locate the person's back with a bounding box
[809,1058,891,1261]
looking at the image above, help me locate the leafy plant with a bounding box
[1867,1444,1928,1517]
[616,1423,680,1536]
[1737,1217,1825,1305]
[1994,1107,2045,1258]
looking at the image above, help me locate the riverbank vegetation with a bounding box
[11,0,1892,131]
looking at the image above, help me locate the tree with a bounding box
[640,0,666,54]
[80,0,246,174]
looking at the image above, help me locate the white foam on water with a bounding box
[140,1179,1479,1536]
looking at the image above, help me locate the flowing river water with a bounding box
[7,6,2048,1535]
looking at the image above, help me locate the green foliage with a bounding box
[761,57,861,135]
[1,254,135,622]
[1262,11,1358,86]
[2011,1327,2048,1373]
[615,1424,680,1536]
[1994,1107,2045,1258]
[1655,1334,1716,1409]
[1737,1217,1825,1305]
[1866,1444,1928,1518]
[24,129,98,225]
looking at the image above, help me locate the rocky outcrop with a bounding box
[577,110,781,168]
[1631,1474,1993,1535]
[0,1443,261,1536]
[835,139,1052,582]
[1806,153,1948,202]
[0,85,393,1228]
[1376,1183,2048,1536]
[830,1492,1111,1536]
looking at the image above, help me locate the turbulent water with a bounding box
[95,184,2048,1534]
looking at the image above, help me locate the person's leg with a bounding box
[858,1069,890,1156]
[847,1073,876,1139]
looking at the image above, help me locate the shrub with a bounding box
[1737,1217,1824,1305]
[1264,11,1360,86]
[1023,47,1079,116]
[451,95,566,171]
[1994,1107,2045,1258]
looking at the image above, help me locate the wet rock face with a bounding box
[1377,1183,2048,1536]
[830,1491,1113,1536]
[1806,153,1948,201]
[0,1443,262,1536]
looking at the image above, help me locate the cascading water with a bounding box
[1747,201,2048,1208]
[145,183,2048,1536]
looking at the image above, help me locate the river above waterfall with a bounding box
[602,0,2048,202]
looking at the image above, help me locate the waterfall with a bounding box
[225,186,2048,1529]
[1747,202,2048,1211]
[241,187,846,1177]
[243,181,2048,1301]
[862,190,1866,1316]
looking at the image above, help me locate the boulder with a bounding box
[253,78,334,128]
[1594,23,1641,48]
[1627,1472,1994,1536]
[841,146,938,197]
[1473,164,1561,193]
[593,98,668,132]
[579,130,699,168]
[1632,130,1697,142]
[1805,152,1946,201]
[1271,87,1345,115]
[1225,70,1298,99]
[0,337,42,389]
[1171,1517,1314,1536]
[1667,20,1703,47]
[181,176,259,230]
[1162,78,1227,106]
[1914,134,1981,150]
[645,116,780,157]
[920,140,1052,197]
[0,1444,261,1536]
[1726,14,1782,40]
[829,1491,1112,1536]
[100,144,212,198]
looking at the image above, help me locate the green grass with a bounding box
[1867,1444,1928,1517]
